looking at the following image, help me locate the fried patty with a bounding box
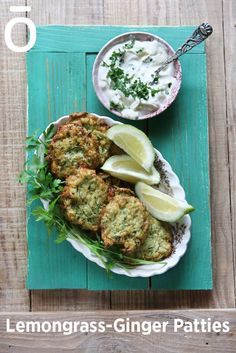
[68,112,124,156]
[98,172,130,188]
[101,195,149,253]
[135,215,173,261]
[60,168,109,232]
[67,112,109,133]
[108,186,135,200]
[47,122,111,179]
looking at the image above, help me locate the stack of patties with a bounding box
[47,112,172,261]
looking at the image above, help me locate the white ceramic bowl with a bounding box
[92,32,182,120]
[40,114,191,277]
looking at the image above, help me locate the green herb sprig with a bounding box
[19,124,64,203]
[110,101,125,111]
[32,198,166,271]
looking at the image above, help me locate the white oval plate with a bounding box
[40,113,191,277]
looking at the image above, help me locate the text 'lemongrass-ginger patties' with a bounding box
[135,215,173,261]
[60,168,110,232]
[101,195,149,254]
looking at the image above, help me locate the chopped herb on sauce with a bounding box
[136,48,144,54]
[124,39,135,49]
[110,101,125,111]
[98,39,176,119]
[104,41,167,101]
[143,56,153,64]
[151,74,160,84]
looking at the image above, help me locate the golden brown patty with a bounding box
[47,122,111,179]
[101,195,149,254]
[107,186,135,200]
[60,168,109,232]
[67,112,109,133]
[135,215,173,261]
[67,112,124,156]
[98,172,134,194]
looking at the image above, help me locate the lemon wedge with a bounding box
[101,155,160,185]
[135,182,194,222]
[106,124,155,172]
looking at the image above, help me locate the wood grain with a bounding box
[108,0,235,309]
[103,0,180,25]
[27,0,104,25]
[0,0,235,311]
[179,0,235,308]
[110,290,214,310]
[111,0,235,310]
[222,0,236,304]
[26,0,111,310]
[0,310,235,352]
[31,290,111,311]
[26,25,211,292]
[0,0,29,311]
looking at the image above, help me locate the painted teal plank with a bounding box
[26,26,212,290]
[27,52,87,289]
[87,263,149,290]
[32,26,205,54]
[149,54,212,289]
[86,54,148,290]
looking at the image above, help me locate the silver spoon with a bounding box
[151,23,213,82]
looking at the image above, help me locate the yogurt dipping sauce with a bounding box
[97,39,177,120]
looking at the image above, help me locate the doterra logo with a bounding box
[5,6,36,52]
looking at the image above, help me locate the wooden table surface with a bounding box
[1,0,236,313]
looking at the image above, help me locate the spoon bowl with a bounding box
[92,31,182,120]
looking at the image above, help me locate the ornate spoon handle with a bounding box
[153,23,213,77]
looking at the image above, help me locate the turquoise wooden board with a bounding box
[31,26,204,54]
[26,26,212,290]
[87,263,149,290]
[149,54,212,289]
[27,52,87,289]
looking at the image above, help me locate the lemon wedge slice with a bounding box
[106,124,155,172]
[101,155,160,185]
[135,182,194,222]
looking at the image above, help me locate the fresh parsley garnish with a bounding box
[110,101,125,111]
[130,79,150,100]
[136,48,144,54]
[19,124,64,202]
[104,41,164,101]
[150,88,165,97]
[151,74,160,84]
[143,56,153,64]
[124,39,135,49]
[107,68,163,101]
[109,49,125,66]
